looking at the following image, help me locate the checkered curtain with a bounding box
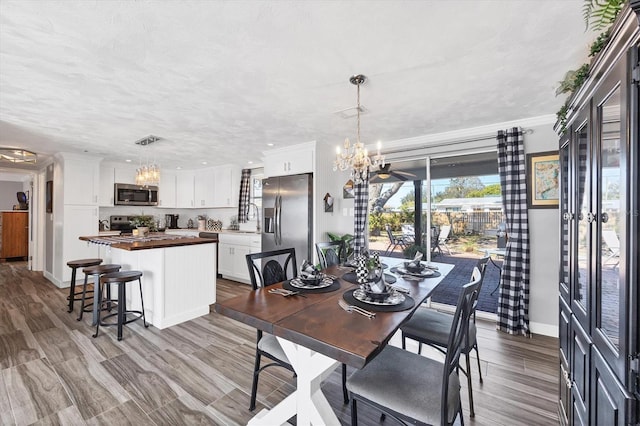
[353,170,369,255]
[496,128,530,336]
[238,169,251,223]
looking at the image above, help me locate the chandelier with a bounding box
[135,135,161,187]
[333,74,384,184]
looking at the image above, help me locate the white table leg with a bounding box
[247,337,340,426]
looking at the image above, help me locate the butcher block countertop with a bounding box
[79,233,217,251]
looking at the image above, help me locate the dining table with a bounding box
[214,256,454,425]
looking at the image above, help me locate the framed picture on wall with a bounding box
[343,179,354,199]
[526,151,559,209]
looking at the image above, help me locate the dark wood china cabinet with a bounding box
[557,3,639,425]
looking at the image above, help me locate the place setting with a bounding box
[340,251,396,284]
[390,251,441,280]
[341,252,415,313]
[282,260,341,293]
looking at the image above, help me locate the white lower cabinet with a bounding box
[218,233,261,284]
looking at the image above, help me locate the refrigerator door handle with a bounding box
[272,195,278,245]
[276,195,282,245]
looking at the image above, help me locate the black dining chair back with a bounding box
[347,271,482,425]
[400,266,485,418]
[315,241,345,269]
[246,248,297,290]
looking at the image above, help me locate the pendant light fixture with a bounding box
[333,74,385,184]
[135,135,161,187]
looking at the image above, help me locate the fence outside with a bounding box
[431,211,504,236]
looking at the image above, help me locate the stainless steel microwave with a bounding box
[114,183,158,206]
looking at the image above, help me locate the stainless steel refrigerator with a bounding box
[262,173,313,264]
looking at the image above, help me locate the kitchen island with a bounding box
[80,234,217,329]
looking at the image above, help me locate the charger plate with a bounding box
[284,278,340,293]
[343,289,414,312]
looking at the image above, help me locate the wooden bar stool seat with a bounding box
[77,264,122,322]
[93,270,148,341]
[66,258,102,313]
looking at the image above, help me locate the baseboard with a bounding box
[529,321,559,337]
[43,270,66,289]
[430,301,559,337]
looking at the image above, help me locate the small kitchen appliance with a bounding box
[165,214,179,229]
[110,215,135,233]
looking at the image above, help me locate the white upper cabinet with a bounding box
[98,165,115,206]
[114,167,137,185]
[213,165,239,207]
[263,142,315,177]
[60,154,100,205]
[176,171,195,208]
[194,168,216,207]
[158,170,177,208]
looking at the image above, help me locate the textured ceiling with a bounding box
[0,0,597,173]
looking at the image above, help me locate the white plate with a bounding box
[353,288,405,306]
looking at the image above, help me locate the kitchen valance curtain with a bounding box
[238,169,251,223]
[496,128,530,336]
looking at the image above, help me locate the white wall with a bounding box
[315,141,356,245]
[523,124,560,337]
[0,180,24,210]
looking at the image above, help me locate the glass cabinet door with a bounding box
[593,75,628,378]
[573,118,590,329]
[559,140,571,303]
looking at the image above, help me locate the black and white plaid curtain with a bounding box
[353,171,369,255]
[496,128,530,336]
[238,169,251,223]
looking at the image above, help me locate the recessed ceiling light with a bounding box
[267,143,274,147]
[176,166,182,170]
[125,159,132,163]
[202,161,208,165]
[248,161,253,164]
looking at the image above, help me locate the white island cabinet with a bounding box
[97,239,216,329]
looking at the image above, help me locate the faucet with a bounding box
[249,202,261,232]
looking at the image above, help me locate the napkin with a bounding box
[405,251,424,270]
[300,260,320,279]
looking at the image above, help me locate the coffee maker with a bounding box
[165,214,179,229]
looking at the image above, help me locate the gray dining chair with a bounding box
[245,248,349,409]
[315,240,345,269]
[400,255,490,418]
[347,272,482,425]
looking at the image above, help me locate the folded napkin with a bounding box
[405,251,424,271]
[300,260,320,279]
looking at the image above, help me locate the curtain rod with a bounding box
[383,127,534,156]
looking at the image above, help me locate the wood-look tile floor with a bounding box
[0,261,560,425]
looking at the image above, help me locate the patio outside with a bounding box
[370,230,502,314]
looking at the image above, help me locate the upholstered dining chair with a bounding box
[245,248,349,409]
[347,272,482,426]
[315,240,345,269]
[401,256,490,418]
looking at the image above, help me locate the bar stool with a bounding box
[66,258,102,313]
[77,264,122,322]
[93,270,148,341]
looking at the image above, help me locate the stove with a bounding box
[110,215,134,233]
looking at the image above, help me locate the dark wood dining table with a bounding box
[215,257,454,425]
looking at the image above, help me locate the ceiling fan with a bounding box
[370,163,417,183]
